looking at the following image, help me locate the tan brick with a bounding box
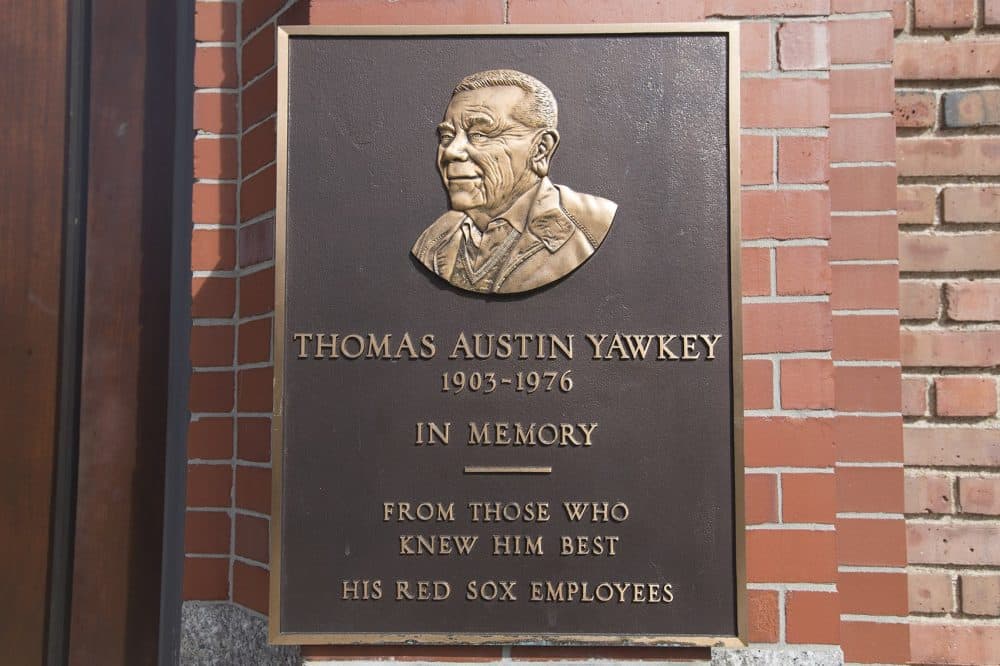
[901,375,928,416]
[900,280,940,320]
[897,185,937,225]
[777,21,829,70]
[936,376,997,417]
[943,186,1000,223]
[960,476,1000,515]
[894,91,937,128]
[914,0,974,28]
[908,571,954,613]
[904,426,1000,467]
[946,281,1000,322]
[961,574,1000,615]
[911,624,1000,665]
[898,137,1000,177]
[908,522,1000,565]
[900,232,1000,272]
[944,89,1000,128]
[905,471,954,514]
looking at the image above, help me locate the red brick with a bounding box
[911,623,1000,665]
[745,417,835,467]
[742,78,830,128]
[186,463,232,508]
[242,0,283,38]
[189,370,234,413]
[192,228,236,271]
[830,165,896,211]
[310,646,503,661]
[909,522,1000,565]
[190,324,234,368]
[899,280,939,320]
[785,591,839,644]
[741,21,772,73]
[837,466,904,513]
[238,317,272,365]
[901,375,928,416]
[832,263,899,309]
[743,302,833,353]
[776,246,830,295]
[830,215,897,261]
[835,415,903,463]
[242,69,276,130]
[747,530,837,583]
[194,46,237,89]
[747,589,779,643]
[989,0,1000,26]
[194,91,237,134]
[778,136,828,184]
[780,359,834,409]
[901,330,1000,367]
[742,190,831,239]
[961,574,1000,615]
[238,418,271,463]
[195,2,236,42]
[936,376,997,417]
[193,182,236,226]
[894,90,937,129]
[942,186,1000,223]
[242,24,275,84]
[901,232,1000,272]
[835,366,901,412]
[914,0,974,28]
[235,513,270,564]
[241,164,276,221]
[193,137,237,180]
[830,116,894,162]
[831,67,893,114]
[905,471,954,514]
[904,426,1000,466]
[944,89,1000,128]
[841,621,910,664]
[239,267,275,317]
[509,0,702,22]
[706,0,830,15]
[960,476,1000,515]
[839,571,907,616]
[782,472,836,522]
[236,465,271,514]
[232,560,269,614]
[898,137,1000,177]
[777,21,829,70]
[237,366,273,413]
[839,517,907,565]
[832,0,892,10]
[897,185,936,225]
[744,358,774,410]
[185,510,230,554]
[742,134,774,186]
[239,218,274,268]
[746,473,779,524]
[742,247,771,297]
[309,0,505,24]
[191,276,236,318]
[909,571,954,613]
[188,417,233,460]
[832,314,900,361]
[242,118,276,175]
[183,557,228,601]
[829,16,893,64]
[896,39,1000,80]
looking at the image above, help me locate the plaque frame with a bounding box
[270,23,745,648]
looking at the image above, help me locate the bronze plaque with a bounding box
[272,24,744,647]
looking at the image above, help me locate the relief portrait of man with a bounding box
[411,69,618,294]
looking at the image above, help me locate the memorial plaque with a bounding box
[271,24,744,646]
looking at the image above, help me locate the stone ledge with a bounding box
[181,601,300,666]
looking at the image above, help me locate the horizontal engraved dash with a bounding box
[464,465,552,475]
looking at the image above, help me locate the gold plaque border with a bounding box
[271,23,745,648]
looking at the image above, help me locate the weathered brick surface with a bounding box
[943,89,1000,128]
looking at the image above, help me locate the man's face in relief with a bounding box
[436,86,543,220]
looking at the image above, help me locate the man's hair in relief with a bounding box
[452,69,558,131]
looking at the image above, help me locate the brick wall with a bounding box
[185,1,909,663]
[894,0,1000,662]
